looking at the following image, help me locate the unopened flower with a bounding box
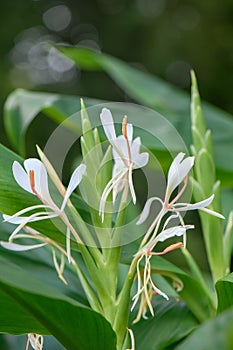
[99,108,149,221]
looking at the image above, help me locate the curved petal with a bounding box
[166,153,194,198]
[131,137,149,168]
[173,194,214,211]
[128,163,136,204]
[156,225,194,242]
[61,164,86,210]
[136,197,163,225]
[113,136,129,165]
[13,161,33,194]
[24,158,54,206]
[100,108,116,143]
[126,123,133,141]
[0,241,47,251]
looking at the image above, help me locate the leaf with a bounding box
[216,273,233,314]
[3,89,101,156]
[132,299,198,350]
[0,255,116,350]
[175,306,233,350]
[59,47,233,186]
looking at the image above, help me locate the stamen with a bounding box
[122,115,132,165]
[29,170,35,193]
[122,115,128,139]
[29,170,43,201]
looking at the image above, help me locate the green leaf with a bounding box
[3,89,101,156]
[216,273,233,314]
[149,256,215,322]
[175,306,233,350]
[59,47,233,186]
[132,299,198,350]
[0,255,116,350]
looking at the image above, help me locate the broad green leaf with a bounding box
[175,306,233,350]
[59,47,233,186]
[0,255,116,350]
[216,273,233,314]
[132,299,198,350]
[3,89,101,156]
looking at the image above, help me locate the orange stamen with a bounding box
[122,115,132,165]
[149,242,183,256]
[29,170,36,194]
[122,115,128,139]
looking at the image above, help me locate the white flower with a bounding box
[3,158,86,261]
[137,152,224,246]
[99,108,149,221]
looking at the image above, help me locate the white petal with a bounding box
[129,163,136,204]
[156,225,194,242]
[174,194,215,212]
[136,197,163,225]
[131,137,149,168]
[113,136,129,165]
[61,164,86,211]
[0,241,47,251]
[167,153,194,198]
[24,158,54,205]
[100,108,116,143]
[199,207,225,219]
[13,161,33,194]
[126,123,133,141]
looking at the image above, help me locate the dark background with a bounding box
[1,0,233,126]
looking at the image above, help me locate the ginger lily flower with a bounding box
[137,152,224,247]
[3,158,86,261]
[99,108,149,221]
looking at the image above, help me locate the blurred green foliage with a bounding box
[1,0,233,132]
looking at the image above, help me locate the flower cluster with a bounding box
[1,107,224,332]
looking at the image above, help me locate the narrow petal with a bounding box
[166,153,194,198]
[100,108,116,143]
[155,225,194,242]
[128,163,136,204]
[61,164,86,211]
[113,136,129,165]
[126,123,133,141]
[173,194,215,212]
[200,207,225,219]
[131,137,149,168]
[13,161,33,194]
[136,197,163,225]
[0,241,47,251]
